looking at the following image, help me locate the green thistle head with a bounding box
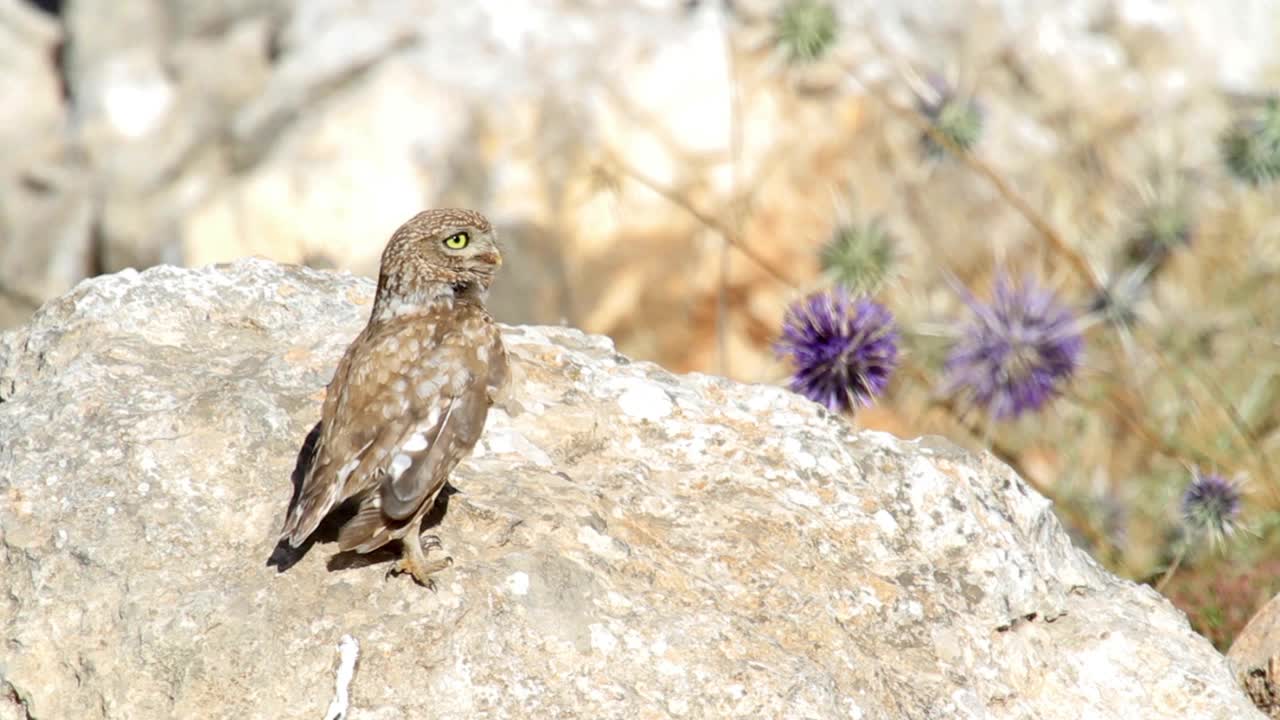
[775,0,838,65]
[922,96,985,157]
[819,220,897,294]
[1124,200,1193,268]
[1221,100,1280,185]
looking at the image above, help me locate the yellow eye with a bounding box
[443,232,469,249]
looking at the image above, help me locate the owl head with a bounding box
[374,208,503,311]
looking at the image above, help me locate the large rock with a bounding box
[0,259,1260,719]
[0,0,92,330]
[1231,593,1280,718]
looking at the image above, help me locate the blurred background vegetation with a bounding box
[1,0,1277,650]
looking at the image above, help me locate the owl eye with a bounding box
[443,232,470,249]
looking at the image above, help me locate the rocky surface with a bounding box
[0,0,92,330]
[0,259,1261,719]
[1232,593,1280,718]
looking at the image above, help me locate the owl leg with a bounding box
[389,519,453,590]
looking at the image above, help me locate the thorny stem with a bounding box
[1174,352,1277,497]
[718,10,747,377]
[607,158,801,289]
[1077,386,1217,468]
[861,82,1104,292]
[1154,544,1186,594]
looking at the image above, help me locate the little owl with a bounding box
[279,208,509,588]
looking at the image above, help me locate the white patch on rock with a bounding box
[479,427,552,466]
[616,380,673,420]
[589,623,617,656]
[874,509,899,535]
[101,53,175,138]
[322,634,359,720]
[504,571,530,596]
[577,524,625,560]
[783,488,821,508]
[656,658,686,677]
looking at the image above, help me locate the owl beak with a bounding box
[483,251,502,267]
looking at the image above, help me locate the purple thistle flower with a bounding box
[945,275,1083,420]
[1181,470,1243,545]
[776,287,898,413]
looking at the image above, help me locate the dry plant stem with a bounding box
[609,159,801,288]
[1081,387,1218,468]
[1129,322,1276,493]
[871,88,1103,292]
[1165,345,1277,493]
[718,15,746,377]
[1154,545,1186,594]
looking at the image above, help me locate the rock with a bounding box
[0,0,65,175]
[60,0,280,273]
[0,0,92,332]
[0,152,94,326]
[1232,592,1280,675]
[0,259,1260,719]
[1231,593,1280,717]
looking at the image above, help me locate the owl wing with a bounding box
[334,316,505,554]
[280,326,373,547]
[280,314,448,547]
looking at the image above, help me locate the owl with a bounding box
[279,208,509,589]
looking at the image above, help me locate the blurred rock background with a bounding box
[2,0,1279,650]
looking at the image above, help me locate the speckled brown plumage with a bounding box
[279,208,508,588]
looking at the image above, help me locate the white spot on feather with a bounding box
[389,453,412,479]
[417,378,441,399]
[401,432,428,452]
[336,458,359,484]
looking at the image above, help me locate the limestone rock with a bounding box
[1231,593,1280,717]
[0,0,65,175]
[0,1,92,332]
[0,259,1260,719]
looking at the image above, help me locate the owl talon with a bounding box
[386,527,453,590]
[388,555,453,590]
